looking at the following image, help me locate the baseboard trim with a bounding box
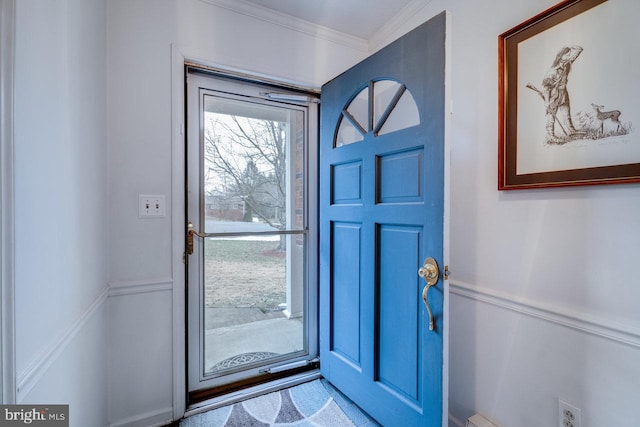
[108,407,173,427]
[16,285,109,401]
[108,277,173,297]
[450,280,640,349]
[448,412,467,427]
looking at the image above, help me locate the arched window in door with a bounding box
[335,79,420,147]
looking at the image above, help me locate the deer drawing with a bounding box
[591,103,621,136]
[526,46,584,142]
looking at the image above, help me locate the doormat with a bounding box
[179,379,379,426]
[210,352,280,372]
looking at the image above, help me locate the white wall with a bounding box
[380,1,640,426]
[106,0,640,425]
[106,0,366,425]
[13,0,108,425]
[106,0,176,424]
[175,0,368,88]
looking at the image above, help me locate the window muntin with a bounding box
[334,79,420,147]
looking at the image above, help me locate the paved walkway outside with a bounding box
[205,307,285,329]
[204,307,303,373]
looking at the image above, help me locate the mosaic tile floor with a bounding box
[179,379,379,427]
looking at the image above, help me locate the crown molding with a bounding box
[369,0,435,53]
[197,0,368,52]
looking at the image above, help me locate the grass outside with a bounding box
[204,239,286,311]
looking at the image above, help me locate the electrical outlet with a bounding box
[559,400,581,427]
[138,194,166,218]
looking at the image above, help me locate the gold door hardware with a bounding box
[187,221,195,255]
[186,221,209,255]
[186,220,308,256]
[418,257,439,331]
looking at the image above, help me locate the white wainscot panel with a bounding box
[448,283,640,427]
[108,284,174,427]
[19,297,109,426]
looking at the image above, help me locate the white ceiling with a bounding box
[240,0,421,40]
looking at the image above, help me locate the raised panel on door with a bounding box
[320,12,447,427]
[330,221,362,368]
[376,224,422,404]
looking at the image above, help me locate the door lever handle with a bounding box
[418,257,439,331]
[187,221,207,255]
[187,221,195,255]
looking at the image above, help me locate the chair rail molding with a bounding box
[0,0,16,404]
[108,277,173,298]
[16,286,108,401]
[450,280,640,349]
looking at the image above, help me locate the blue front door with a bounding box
[320,13,447,426]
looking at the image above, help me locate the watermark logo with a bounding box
[0,405,68,427]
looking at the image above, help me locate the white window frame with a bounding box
[173,58,319,413]
[1,0,16,404]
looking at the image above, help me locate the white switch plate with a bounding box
[138,194,166,218]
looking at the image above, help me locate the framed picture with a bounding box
[498,0,640,190]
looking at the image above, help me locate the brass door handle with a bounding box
[186,220,308,256]
[186,221,201,255]
[418,257,439,331]
[187,221,194,255]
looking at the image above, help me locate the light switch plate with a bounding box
[138,194,166,218]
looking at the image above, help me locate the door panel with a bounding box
[186,71,318,396]
[320,13,446,426]
[378,149,423,203]
[331,162,362,204]
[330,221,362,366]
[377,224,421,402]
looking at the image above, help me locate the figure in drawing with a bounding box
[526,45,631,144]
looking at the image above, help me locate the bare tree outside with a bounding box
[191,87,310,376]
[204,112,288,249]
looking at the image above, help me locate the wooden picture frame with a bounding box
[498,0,640,190]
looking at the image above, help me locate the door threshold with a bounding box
[185,369,321,418]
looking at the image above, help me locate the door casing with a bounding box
[170,10,450,420]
